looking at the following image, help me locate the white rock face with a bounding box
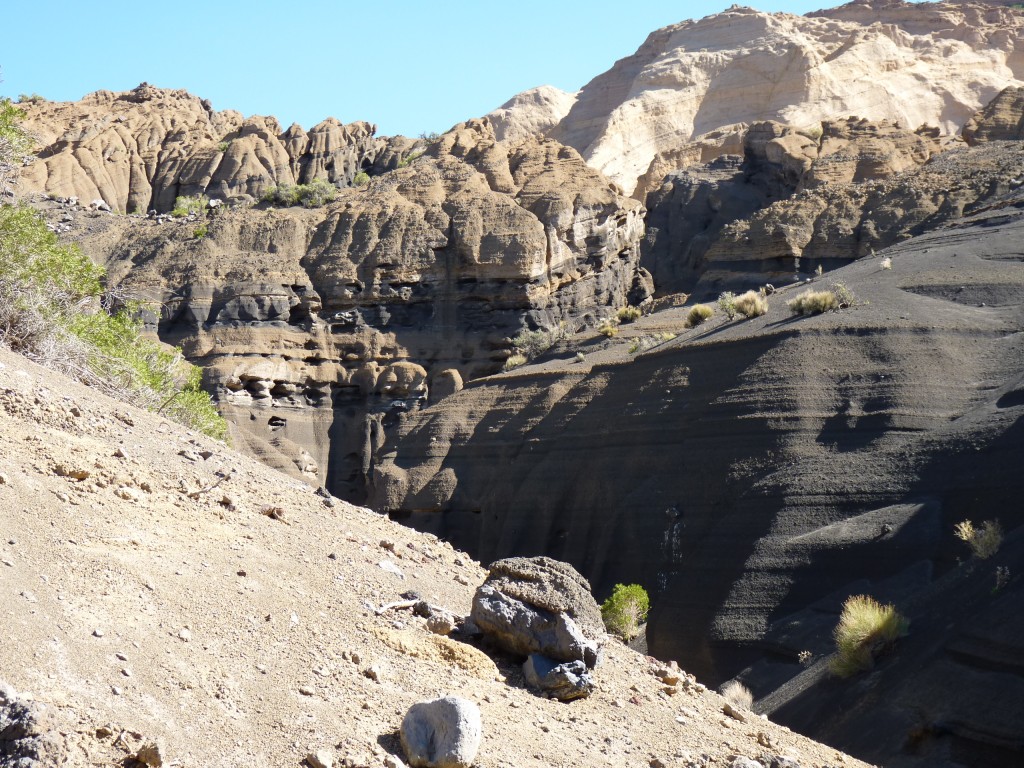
[501,2,1024,195]
[486,85,577,143]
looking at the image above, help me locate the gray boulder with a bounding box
[400,696,481,768]
[523,654,594,701]
[470,556,604,667]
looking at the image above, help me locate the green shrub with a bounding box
[397,151,424,168]
[0,204,226,440]
[830,595,908,677]
[511,326,566,360]
[352,171,370,187]
[617,305,642,323]
[831,281,856,308]
[954,519,1003,560]
[171,194,208,218]
[16,93,45,105]
[733,290,768,318]
[1,99,33,194]
[192,223,208,239]
[685,304,714,328]
[717,291,737,320]
[601,583,650,641]
[261,178,338,208]
[216,141,230,153]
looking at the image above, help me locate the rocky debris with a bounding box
[0,682,65,767]
[306,750,334,768]
[470,556,604,668]
[399,696,481,768]
[131,742,163,767]
[963,85,1024,145]
[501,2,1024,193]
[522,654,594,701]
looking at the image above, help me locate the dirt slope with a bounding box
[0,348,865,767]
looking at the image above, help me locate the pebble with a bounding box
[177,628,192,642]
[0,473,9,484]
[93,629,105,638]
[298,686,316,696]
[121,668,131,677]
[116,652,128,661]
[111,686,122,696]
[306,750,333,768]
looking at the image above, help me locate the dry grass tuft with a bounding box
[685,304,714,328]
[788,289,839,315]
[734,290,768,318]
[719,680,753,710]
[954,519,1003,560]
[830,595,908,677]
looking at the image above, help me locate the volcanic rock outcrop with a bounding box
[33,93,647,500]
[16,83,417,213]
[496,1,1024,194]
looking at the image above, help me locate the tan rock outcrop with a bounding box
[17,83,400,213]
[963,85,1024,144]
[486,85,577,144]
[496,2,1024,194]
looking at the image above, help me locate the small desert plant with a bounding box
[831,281,856,308]
[16,93,45,105]
[717,291,737,320]
[830,595,908,677]
[216,141,230,153]
[815,264,824,277]
[261,178,338,208]
[419,131,441,142]
[502,353,527,371]
[798,650,813,666]
[617,305,642,323]
[597,321,619,338]
[733,290,768,318]
[719,680,753,709]
[397,151,424,168]
[601,583,650,641]
[881,256,893,270]
[954,519,1003,560]
[788,289,839,315]
[171,194,208,218]
[575,352,585,363]
[192,224,208,239]
[352,171,370,187]
[629,333,676,354]
[511,326,565,360]
[685,303,714,328]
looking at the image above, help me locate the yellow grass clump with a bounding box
[830,595,908,678]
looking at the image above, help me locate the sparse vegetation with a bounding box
[798,650,813,666]
[995,566,1010,593]
[419,131,441,142]
[352,171,370,187]
[597,320,619,338]
[831,281,856,308]
[881,256,893,270]
[601,583,650,641]
[0,204,226,439]
[685,303,714,328]
[830,595,908,678]
[733,289,768,318]
[192,223,208,239]
[171,194,209,218]
[397,151,424,168]
[788,289,838,315]
[629,332,676,354]
[616,305,642,323]
[719,680,753,710]
[16,93,45,105]
[1,98,33,195]
[954,519,1003,560]
[717,291,737,320]
[511,326,566,361]
[575,352,585,363]
[216,141,230,153]
[502,353,527,371]
[815,264,824,277]
[261,178,338,208]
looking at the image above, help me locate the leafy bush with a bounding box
[719,680,753,710]
[352,171,370,187]
[597,321,619,338]
[617,305,642,323]
[685,304,714,328]
[601,583,649,641]
[397,151,424,168]
[0,204,226,440]
[171,194,208,218]
[830,595,908,677]
[261,178,338,208]
[733,290,768,318]
[717,291,737,320]
[831,281,856,308]
[954,519,1003,560]
[216,141,230,153]
[192,223,208,239]
[511,326,566,360]
[1,98,33,195]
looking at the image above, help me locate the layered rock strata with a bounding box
[45,106,646,501]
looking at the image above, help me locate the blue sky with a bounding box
[4,1,838,137]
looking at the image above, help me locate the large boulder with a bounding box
[400,696,481,768]
[470,556,604,668]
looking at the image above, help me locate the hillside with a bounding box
[0,345,867,768]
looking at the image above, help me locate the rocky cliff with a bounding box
[16,83,419,213]
[495,0,1024,195]
[29,93,647,501]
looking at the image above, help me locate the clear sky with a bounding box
[3,1,841,137]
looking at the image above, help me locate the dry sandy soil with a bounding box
[0,348,869,768]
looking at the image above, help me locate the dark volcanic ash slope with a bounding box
[367,187,1024,765]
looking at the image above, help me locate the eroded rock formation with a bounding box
[495,1,1024,194]
[17,83,416,213]
[38,98,646,500]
